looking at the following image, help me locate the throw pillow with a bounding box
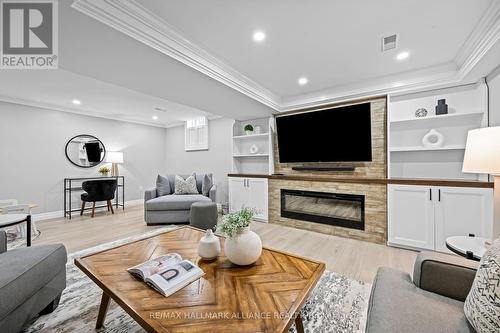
[156,174,171,196]
[202,174,213,197]
[464,237,500,333]
[174,174,198,195]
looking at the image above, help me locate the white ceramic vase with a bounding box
[224,227,262,266]
[422,129,444,148]
[245,130,253,136]
[198,229,221,260]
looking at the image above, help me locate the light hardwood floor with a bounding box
[31,204,417,283]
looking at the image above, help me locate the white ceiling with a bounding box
[0,70,213,127]
[137,0,491,98]
[0,0,499,126]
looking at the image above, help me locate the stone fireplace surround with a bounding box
[269,97,388,244]
[269,178,387,244]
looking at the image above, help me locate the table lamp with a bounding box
[106,151,124,177]
[463,126,500,238]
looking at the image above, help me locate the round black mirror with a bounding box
[65,134,106,168]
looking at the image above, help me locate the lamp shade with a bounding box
[106,151,123,164]
[463,126,500,175]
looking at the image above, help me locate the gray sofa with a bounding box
[0,230,67,333]
[144,173,216,225]
[367,251,478,333]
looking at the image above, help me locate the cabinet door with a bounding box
[228,178,248,213]
[434,187,493,252]
[388,184,435,250]
[248,178,268,222]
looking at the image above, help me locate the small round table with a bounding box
[445,235,488,261]
[0,214,31,247]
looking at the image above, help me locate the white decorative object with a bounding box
[197,229,221,260]
[422,129,444,148]
[224,227,262,266]
[254,125,262,134]
[249,144,259,154]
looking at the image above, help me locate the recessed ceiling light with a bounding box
[72,99,81,105]
[396,51,410,61]
[298,77,308,85]
[253,31,266,42]
[152,115,159,120]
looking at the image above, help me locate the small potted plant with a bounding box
[244,124,254,135]
[217,207,262,265]
[98,166,110,177]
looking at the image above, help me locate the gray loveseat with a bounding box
[367,251,478,333]
[144,173,216,225]
[0,230,67,332]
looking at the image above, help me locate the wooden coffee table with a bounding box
[75,226,325,333]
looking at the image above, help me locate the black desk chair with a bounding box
[80,180,118,218]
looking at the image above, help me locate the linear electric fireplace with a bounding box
[280,189,365,230]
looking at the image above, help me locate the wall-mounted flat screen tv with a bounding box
[276,103,372,163]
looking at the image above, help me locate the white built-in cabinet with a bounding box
[228,177,268,222]
[388,184,493,252]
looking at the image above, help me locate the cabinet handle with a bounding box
[438,189,441,202]
[429,188,432,201]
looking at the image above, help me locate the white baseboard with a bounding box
[32,199,144,222]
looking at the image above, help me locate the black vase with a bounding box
[435,99,448,115]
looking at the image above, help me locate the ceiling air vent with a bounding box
[382,34,397,52]
[154,107,168,113]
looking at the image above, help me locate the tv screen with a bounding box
[276,103,372,163]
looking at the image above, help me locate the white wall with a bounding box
[0,102,166,214]
[488,65,500,126]
[165,118,233,203]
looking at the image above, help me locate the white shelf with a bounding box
[390,111,484,127]
[233,153,269,158]
[232,133,269,140]
[389,145,465,152]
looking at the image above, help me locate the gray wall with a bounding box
[488,65,500,126]
[0,102,166,214]
[164,118,233,204]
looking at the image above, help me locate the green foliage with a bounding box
[98,166,110,174]
[217,207,256,238]
[244,124,254,132]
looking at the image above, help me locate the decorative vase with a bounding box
[224,227,262,266]
[198,229,221,260]
[245,130,253,135]
[99,172,109,177]
[435,99,448,115]
[422,129,444,148]
[415,108,428,118]
[249,144,259,154]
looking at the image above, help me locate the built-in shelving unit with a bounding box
[231,117,275,174]
[388,81,488,181]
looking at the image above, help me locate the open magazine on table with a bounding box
[127,253,204,297]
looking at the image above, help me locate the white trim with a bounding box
[32,199,144,222]
[71,0,281,110]
[455,1,500,76]
[71,0,500,112]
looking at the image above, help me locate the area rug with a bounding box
[19,228,370,333]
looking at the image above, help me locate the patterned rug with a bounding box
[14,228,370,333]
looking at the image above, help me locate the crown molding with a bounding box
[455,0,500,77]
[72,0,500,112]
[72,0,282,110]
